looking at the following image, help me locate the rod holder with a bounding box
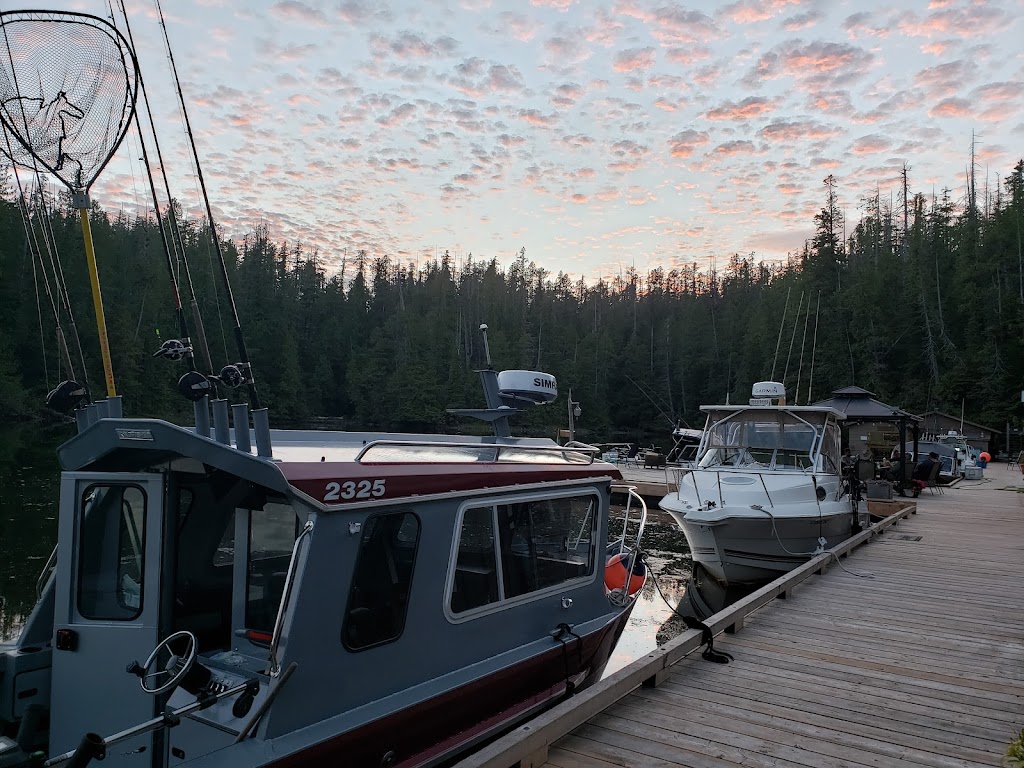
[75,407,89,433]
[85,403,99,426]
[232,403,251,453]
[107,395,123,418]
[194,396,211,438]
[212,399,230,445]
[95,399,110,419]
[253,408,272,458]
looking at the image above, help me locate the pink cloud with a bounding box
[617,1,724,44]
[496,13,542,42]
[914,60,975,99]
[783,10,821,31]
[269,1,328,26]
[748,41,874,88]
[570,193,588,203]
[287,94,320,107]
[515,109,557,126]
[712,140,757,156]
[851,134,892,154]
[561,134,595,149]
[665,46,712,64]
[668,129,710,158]
[896,5,1010,38]
[928,97,971,117]
[842,11,888,39]
[375,103,417,127]
[704,96,775,120]
[370,32,459,60]
[613,47,657,73]
[654,97,685,111]
[972,82,1024,104]
[758,120,842,141]
[921,40,957,55]
[551,82,585,107]
[722,0,802,24]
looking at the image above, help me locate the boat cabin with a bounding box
[695,405,843,474]
[0,369,646,768]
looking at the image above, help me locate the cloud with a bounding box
[842,11,888,39]
[747,40,874,88]
[618,1,724,44]
[721,0,802,24]
[758,119,842,141]
[783,10,821,31]
[668,129,710,157]
[928,97,971,117]
[613,47,657,73]
[896,4,1011,38]
[514,108,558,126]
[370,32,459,60]
[269,1,328,26]
[665,46,712,64]
[532,0,574,9]
[711,140,758,156]
[551,82,585,107]
[914,60,976,99]
[704,96,775,120]
[851,134,892,154]
[499,12,542,41]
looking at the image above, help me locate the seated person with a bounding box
[885,450,904,482]
[913,451,941,482]
[878,456,892,473]
[841,448,855,472]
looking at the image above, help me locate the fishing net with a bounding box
[0,10,138,192]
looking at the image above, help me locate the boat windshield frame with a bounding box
[695,407,841,474]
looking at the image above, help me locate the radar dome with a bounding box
[496,370,558,405]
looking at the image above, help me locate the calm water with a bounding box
[0,425,693,666]
[0,424,71,642]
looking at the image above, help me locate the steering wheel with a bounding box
[132,630,198,695]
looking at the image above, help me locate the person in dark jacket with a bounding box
[913,451,940,481]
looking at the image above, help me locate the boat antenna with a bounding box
[154,0,262,409]
[0,10,140,405]
[794,292,811,406]
[781,291,804,392]
[770,286,791,381]
[806,290,821,405]
[113,0,216,385]
[480,323,492,367]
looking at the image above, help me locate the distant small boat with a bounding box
[659,381,865,587]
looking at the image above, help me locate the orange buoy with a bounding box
[604,553,645,596]
[979,452,991,463]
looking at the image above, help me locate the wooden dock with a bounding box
[459,470,1024,768]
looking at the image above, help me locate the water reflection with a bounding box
[0,424,70,642]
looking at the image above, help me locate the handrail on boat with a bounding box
[354,438,601,465]
[36,545,58,598]
[267,520,313,678]
[610,485,648,558]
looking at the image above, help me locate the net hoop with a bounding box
[0,9,139,193]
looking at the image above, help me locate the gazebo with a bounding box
[812,385,922,494]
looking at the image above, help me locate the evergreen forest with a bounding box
[1,160,1023,449]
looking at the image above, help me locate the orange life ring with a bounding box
[604,553,645,596]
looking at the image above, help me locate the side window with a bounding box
[245,503,298,633]
[343,512,420,651]
[449,494,598,617]
[78,485,146,620]
[450,506,499,614]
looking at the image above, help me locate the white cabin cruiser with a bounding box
[659,382,864,586]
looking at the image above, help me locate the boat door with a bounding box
[49,473,166,767]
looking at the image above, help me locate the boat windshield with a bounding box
[697,410,839,473]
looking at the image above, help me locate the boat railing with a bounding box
[36,545,58,598]
[267,520,313,678]
[354,439,600,465]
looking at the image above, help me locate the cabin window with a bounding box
[449,493,598,617]
[342,512,420,651]
[77,485,146,621]
[245,502,300,633]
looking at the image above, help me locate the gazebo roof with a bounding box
[811,386,922,424]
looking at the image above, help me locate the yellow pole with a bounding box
[78,206,117,397]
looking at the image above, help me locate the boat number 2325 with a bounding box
[324,479,386,502]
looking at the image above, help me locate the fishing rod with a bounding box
[154,0,262,409]
[114,0,216,382]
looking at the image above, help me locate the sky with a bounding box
[4,0,1023,281]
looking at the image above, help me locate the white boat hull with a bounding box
[660,467,856,586]
[671,507,854,584]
